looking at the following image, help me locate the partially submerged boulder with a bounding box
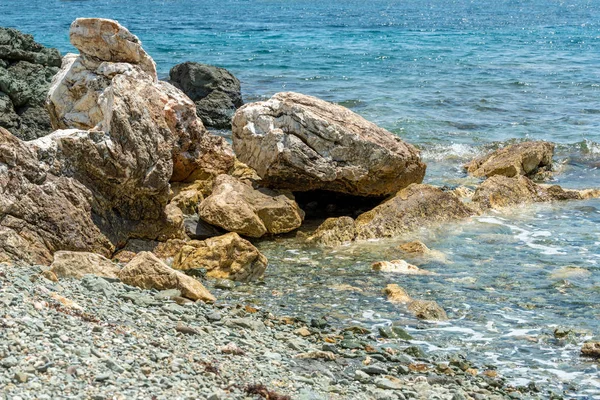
[0,27,62,140]
[465,141,554,179]
[398,241,448,264]
[118,251,214,302]
[172,232,267,281]
[169,61,242,129]
[50,251,120,279]
[198,174,304,238]
[581,342,600,358]
[383,284,447,321]
[371,260,435,275]
[305,216,356,247]
[232,92,426,196]
[354,184,474,240]
[471,175,598,211]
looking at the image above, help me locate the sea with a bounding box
[2,0,599,397]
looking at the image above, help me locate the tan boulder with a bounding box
[581,342,600,358]
[232,92,426,196]
[398,241,448,264]
[465,141,554,179]
[383,284,447,321]
[50,251,120,279]
[118,251,214,302]
[371,260,435,275]
[305,216,356,247]
[172,233,267,281]
[354,184,473,240]
[198,174,304,238]
[471,175,598,211]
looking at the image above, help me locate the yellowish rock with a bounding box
[371,260,435,275]
[549,266,591,280]
[172,233,267,281]
[383,284,412,304]
[50,251,120,279]
[306,216,356,247]
[118,251,215,302]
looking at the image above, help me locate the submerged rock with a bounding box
[398,241,449,264]
[50,251,120,279]
[355,184,473,240]
[169,61,242,129]
[0,27,62,140]
[471,175,599,210]
[371,260,435,275]
[465,141,554,179]
[118,251,214,302]
[198,174,304,238]
[383,284,447,321]
[232,92,426,196]
[305,216,356,247]
[172,232,267,281]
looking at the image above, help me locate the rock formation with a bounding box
[305,216,356,247]
[232,92,426,197]
[50,251,120,279]
[118,252,215,302]
[169,62,242,129]
[172,232,268,281]
[354,184,474,240]
[1,18,236,265]
[0,27,62,140]
[464,141,554,179]
[198,174,304,238]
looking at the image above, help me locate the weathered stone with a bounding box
[50,251,120,279]
[232,92,426,196]
[471,175,599,211]
[306,216,356,247]
[398,241,448,264]
[0,27,61,140]
[465,141,554,179]
[169,62,242,129]
[383,284,447,321]
[118,251,215,302]
[581,342,600,358]
[198,174,304,238]
[383,284,412,304]
[371,260,435,275]
[172,232,267,281]
[355,184,474,240]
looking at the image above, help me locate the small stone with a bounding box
[374,376,403,390]
[13,371,28,383]
[361,365,388,375]
[94,372,111,382]
[294,327,312,337]
[214,279,235,290]
[206,312,222,322]
[354,370,371,383]
[1,356,18,368]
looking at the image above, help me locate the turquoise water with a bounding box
[3,0,600,397]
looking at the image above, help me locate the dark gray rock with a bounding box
[0,27,61,140]
[168,61,242,129]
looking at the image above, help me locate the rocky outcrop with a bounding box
[465,141,554,179]
[471,175,599,211]
[50,251,120,279]
[118,252,215,302]
[354,184,474,240]
[1,18,236,265]
[169,62,242,129]
[232,92,426,197]
[0,27,62,140]
[198,174,304,238]
[172,232,267,281]
[383,284,447,321]
[371,260,435,275]
[305,216,356,247]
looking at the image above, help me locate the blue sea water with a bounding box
[2,0,600,397]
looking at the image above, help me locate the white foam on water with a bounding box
[429,326,493,342]
[503,328,540,337]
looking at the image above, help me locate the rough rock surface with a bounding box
[471,175,599,211]
[371,260,435,275]
[232,92,426,196]
[1,18,235,264]
[305,216,356,247]
[465,141,554,179]
[383,284,447,321]
[0,27,62,140]
[172,232,268,281]
[354,184,474,240]
[118,251,215,302]
[398,241,448,264]
[169,62,242,129]
[581,342,600,358]
[198,174,304,238]
[50,251,120,279]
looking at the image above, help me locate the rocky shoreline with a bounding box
[1,17,599,400]
[1,262,558,400]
